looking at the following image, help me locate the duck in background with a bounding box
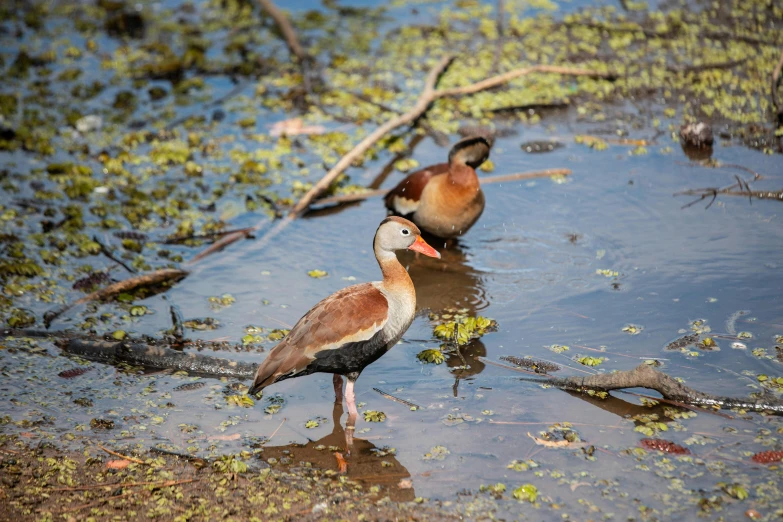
[384,134,493,239]
[249,217,440,452]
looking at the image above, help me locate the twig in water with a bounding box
[265,417,287,444]
[94,235,135,274]
[161,227,255,245]
[96,443,144,464]
[44,268,188,327]
[188,228,255,265]
[614,390,733,419]
[478,356,553,377]
[373,388,420,410]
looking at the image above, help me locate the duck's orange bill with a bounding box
[408,235,441,259]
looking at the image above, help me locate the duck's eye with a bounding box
[401,229,410,236]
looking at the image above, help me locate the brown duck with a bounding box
[249,216,440,449]
[384,135,493,238]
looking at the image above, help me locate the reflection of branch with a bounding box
[310,169,572,207]
[677,186,783,209]
[482,357,783,414]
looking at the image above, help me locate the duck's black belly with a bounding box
[275,330,392,383]
[309,330,391,375]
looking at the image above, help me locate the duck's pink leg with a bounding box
[344,379,359,453]
[332,374,343,403]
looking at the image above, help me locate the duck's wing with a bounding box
[384,163,449,216]
[250,283,389,393]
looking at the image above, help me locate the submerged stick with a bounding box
[96,443,144,464]
[60,338,256,378]
[188,228,254,265]
[373,388,420,410]
[44,268,188,327]
[310,168,572,207]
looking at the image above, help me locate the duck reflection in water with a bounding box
[400,239,488,396]
[260,387,415,502]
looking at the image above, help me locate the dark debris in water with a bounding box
[665,333,700,351]
[173,381,206,392]
[57,366,92,379]
[520,141,565,154]
[640,438,691,455]
[499,355,560,374]
[72,271,111,290]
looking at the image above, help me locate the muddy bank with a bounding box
[0,438,458,522]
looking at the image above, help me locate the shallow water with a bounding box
[2,0,783,518]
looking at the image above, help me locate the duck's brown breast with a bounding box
[414,175,485,238]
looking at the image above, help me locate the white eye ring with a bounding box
[401,229,410,236]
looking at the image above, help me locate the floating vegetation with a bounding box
[507,459,539,472]
[417,348,445,364]
[512,484,538,503]
[548,344,570,354]
[756,374,783,391]
[72,271,111,291]
[429,308,497,346]
[422,445,450,461]
[622,324,643,335]
[499,355,560,374]
[90,418,115,430]
[639,438,691,455]
[529,423,582,447]
[307,269,328,278]
[575,135,608,151]
[173,381,206,392]
[595,269,619,278]
[208,294,236,310]
[698,337,719,350]
[575,356,605,367]
[690,319,711,334]
[226,394,254,407]
[751,450,783,464]
[632,413,669,436]
[183,318,220,330]
[58,366,92,379]
[363,410,386,422]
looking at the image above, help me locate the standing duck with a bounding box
[384,134,493,238]
[249,216,440,450]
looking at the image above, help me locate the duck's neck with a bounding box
[374,247,414,295]
[447,163,479,187]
